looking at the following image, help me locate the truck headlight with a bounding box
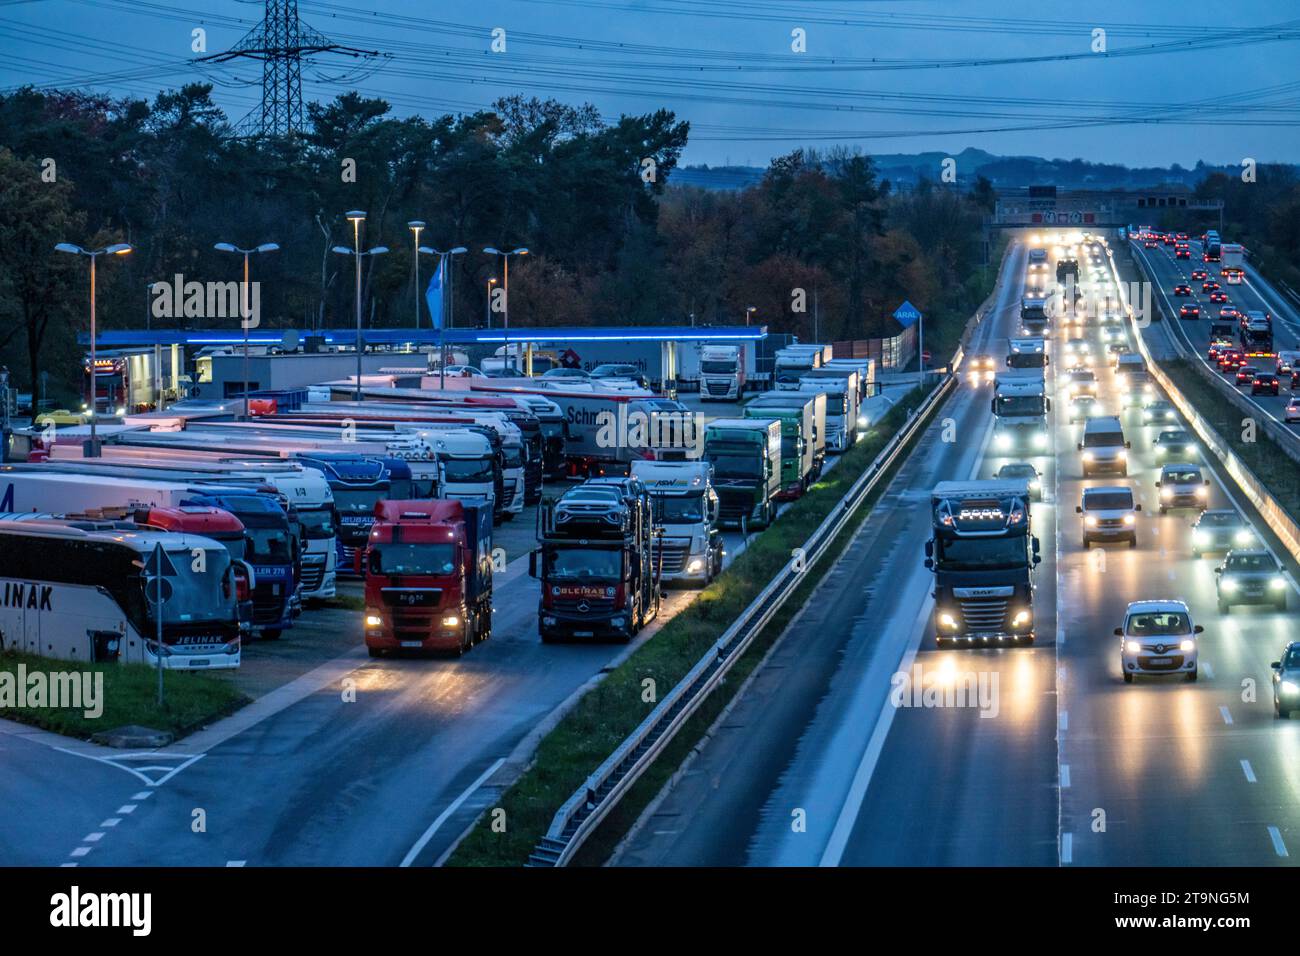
[1012,610,1031,627]
[1085,515,1098,527]
[857,415,869,428]
[365,614,382,628]
[1271,577,1287,590]
[1235,530,1253,545]
[1194,531,1210,546]
[938,612,958,629]
[1161,487,1173,500]
[442,614,461,627]
[1195,485,1208,497]
[611,616,626,628]
[1282,681,1299,695]
[1222,577,1238,592]
[1034,432,1048,448]
[1123,514,1135,525]
[687,558,704,573]
[996,434,1011,450]
[1126,640,1141,654]
[1179,639,1196,652]
[1082,450,1094,462]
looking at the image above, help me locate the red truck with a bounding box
[361,499,494,656]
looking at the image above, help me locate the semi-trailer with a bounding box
[702,418,782,530]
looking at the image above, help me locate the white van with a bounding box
[1079,416,1130,477]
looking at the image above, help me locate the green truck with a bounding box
[743,391,826,498]
[703,418,782,530]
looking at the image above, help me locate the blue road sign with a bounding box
[893,300,922,328]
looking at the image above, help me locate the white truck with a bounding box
[698,344,747,401]
[630,459,723,587]
[992,371,1050,454]
[773,345,832,390]
[798,370,860,452]
[1220,243,1245,284]
[823,358,876,403]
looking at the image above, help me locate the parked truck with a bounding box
[743,392,825,498]
[773,344,832,390]
[530,477,661,642]
[703,418,782,530]
[699,344,747,401]
[798,370,859,452]
[631,459,724,587]
[361,498,493,657]
[992,372,1051,454]
[925,479,1042,647]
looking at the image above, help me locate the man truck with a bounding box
[925,480,1042,647]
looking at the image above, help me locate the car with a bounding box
[1064,338,1092,365]
[1235,364,1259,385]
[1270,642,1300,718]
[1077,484,1140,548]
[1292,370,1300,391]
[1251,372,1280,395]
[1202,281,1220,293]
[995,462,1042,500]
[1116,600,1202,683]
[1173,283,1192,296]
[1143,239,1158,248]
[1287,398,1300,423]
[1207,338,1235,360]
[1176,233,1189,241]
[1153,428,1196,459]
[1191,509,1254,557]
[440,364,483,378]
[589,363,649,388]
[1067,394,1101,423]
[1101,324,1123,344]
[1218,350,1244,372]
[1155,463,1208,513]
[1276,350,1300,374]
[1179,303,1200,319]
[541,367,592,382]
[1219,307,1240,322]
[1175,248,1191,259]
[1065,369,1097,397]
[1216,549,1289,613]
[1208,290,1228,304]
[1191,269,1208,281]
[1141,398,1176,424]
[1107,343,1130,360]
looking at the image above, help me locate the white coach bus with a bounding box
[0,517,242,668]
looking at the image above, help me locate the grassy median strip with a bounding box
[446,382,940,867]
[0,649,250,741]
[1159,359,1300,521]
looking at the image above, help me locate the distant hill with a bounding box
[673,149,1263,192]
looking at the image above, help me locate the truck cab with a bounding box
[631,459,723,587]
[1007,337,1048,370]
[703,418,783,530]
[362,498,493,656]
[925,480,1041,646]
[992,372,1050,454]
[699,344,746,401]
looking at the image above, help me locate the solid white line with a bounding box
[400,757,505,868]
[1060,764,1071,788]
[1219,705,1234,726]
[1241,759,1257,783]
[1268,825,1289,857]
[1061,831,1073,865]
[59,863,78,868]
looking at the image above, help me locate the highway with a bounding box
[616,232,1300,867]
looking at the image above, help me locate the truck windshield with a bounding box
[1007,355,1047,368]
[995,395,1045,416]
[298,507,336,540]
[655,492,705,523]
[545,547,622,582]
[372,543,456,575]
[442,458,495,482]
[247,527,292,563]
[335,488,382,514]
[701,361,737,374]
[708,454,762,479]
[503,444,524,468]
[936,537,1027,571]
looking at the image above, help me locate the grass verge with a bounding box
[1160,359,1300,520]
[0,649,250,740]
[446,381,941,867]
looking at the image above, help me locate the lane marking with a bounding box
[100,818,121,828]
[116,805,137,815]
[1059,710,1068,732]
[132,792,153,801]
[226,860,246,867]
[69,846,90,858]
[1268,826,1289,858]
[82,832,104,843]
[1060,764,1071,788]
[1241,759,1256,783]
[1061,831,1073,865]
[400,757,505,867]
[1219,706,1234,726]
[1201,661,1214,679]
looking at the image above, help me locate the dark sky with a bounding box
[1,0,1297,168]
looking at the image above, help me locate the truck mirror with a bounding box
[1033,553,1041,565]
[1076,442,1083,451]
[1125,441,1132,449]
[1075,506,1082,514]
[1045,398,1051,411]
[528,549,537,578]
[1154,480,1161,487]
[1032,537,1041,555]
[1135,504,1142,511]
[924,539,933,558]
[1113,627,1123,637]
[1272,661,1282,670]
[1193,624,1204,634]
[923,558,933,570]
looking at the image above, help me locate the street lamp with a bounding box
[54,241,132,456]
[483,246,528,371]
[214,241,279,419]
[745,305,756,326]
[486,277,498,328]
[407,220,426,329]
[333,211,388,400]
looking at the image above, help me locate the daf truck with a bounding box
[773,345,832,390]
[703,418,782,530]
[631,459,723,587]
[992,372,1051,454]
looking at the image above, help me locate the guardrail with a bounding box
[527,366,958,867]
[1111,240,1300,566]
[1127,241,1300,467]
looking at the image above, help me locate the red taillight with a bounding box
[234,567,251,602]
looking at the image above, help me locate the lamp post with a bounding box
[54,241,133,456]
[483,246,528,372]
[407,220,425,328]
[332,211,388,401]
[745,305,756,326]
[213,241,279,419]
[421,246,468,388]
[486,277,497,328]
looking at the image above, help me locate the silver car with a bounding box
[1116,600,1202,683]
[1271,642,1300,718]
[1216,549,1289,613]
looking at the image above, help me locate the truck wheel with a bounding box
[502,512,515,522]
[368,647,383,659]
[261,628,282,640]
[1123,672,1133,684]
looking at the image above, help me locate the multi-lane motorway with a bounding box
[617,233,1300,867]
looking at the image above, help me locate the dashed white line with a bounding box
[69,847,91,858]
[1201,661,1215,679]
[1268,826,1289,858]
[132,792,153,801]
[1060,764,1071,788]
[82,832,104,843]
[59,863,78,868]
[1059,710,1069,732]
[1241,759,1257,783]
[100,818,121,828]
[1061,832,1074,864]
[1219,706,1234,726]
[116,805,137,815]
